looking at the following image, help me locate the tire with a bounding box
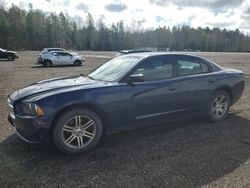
[207,90,230,121]
[44,60,52,67]
[73,60,82,66]
[53,108,103,154]
[7,56,14,61]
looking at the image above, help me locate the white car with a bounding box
[38,48,66,64]
[39,51,85,67]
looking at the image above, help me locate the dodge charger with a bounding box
[7,53,245,154]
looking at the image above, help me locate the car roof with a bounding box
[123,52,202,59]
[45,48,64,50]
[51,51,68,53]
[42,48,65,52]
[120,49,153,54]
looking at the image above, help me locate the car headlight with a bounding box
[22,103,44,116]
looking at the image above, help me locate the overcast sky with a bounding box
[1,0,250,34]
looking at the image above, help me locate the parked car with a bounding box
[38,48,66,64]
[0,48,19,61]
[38,51,85,67]
[7,53,245,154]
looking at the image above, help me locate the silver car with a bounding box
[39,51,85,67]
[38,48,66,63]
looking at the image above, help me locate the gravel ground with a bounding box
[0,51,249,188]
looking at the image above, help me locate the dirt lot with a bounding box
[0,51,250,187]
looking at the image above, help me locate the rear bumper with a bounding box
[8,113,51,143]
[232,81,245,105]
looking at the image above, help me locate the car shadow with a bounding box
[1,114,250,187]
[0,59,13,62]
[31,65,82,68]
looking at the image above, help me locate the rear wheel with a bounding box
[208,91,230,121]
[53,108,102,154]
[7,56,14,61]
[73,60,82,66]
[43,60,52,67]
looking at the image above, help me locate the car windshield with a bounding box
[0,48,6,52]
[88,56,143,82]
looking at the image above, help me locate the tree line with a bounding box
[1,4,250,52]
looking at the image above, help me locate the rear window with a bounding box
[177,60,209,76]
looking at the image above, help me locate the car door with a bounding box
[53,52,63,65]
[120,55,182,126]
[63,53,73,65]
[174,55,217,115]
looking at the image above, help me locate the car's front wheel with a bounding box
[43,60,52,67]
[208,91,230,121]
[53,108,103,154]
[7,56,14,61]
[73,60,82,66]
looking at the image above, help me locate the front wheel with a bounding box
[73,60,82,66]
[43,60,52,67]
[208,91,230,121]
[7,56,14,61]
[53,108,103,154]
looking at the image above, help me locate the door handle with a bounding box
[208,79,215,83]
[168,86,176,91]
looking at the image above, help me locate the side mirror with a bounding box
[127,74,144,84]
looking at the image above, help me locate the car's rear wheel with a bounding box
[208,91,230,121]
[53,108,102,154]
[44,60,52,67]
[73,60,82,66]
[7,56,14,61]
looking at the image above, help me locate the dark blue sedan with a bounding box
[7,53,245,154]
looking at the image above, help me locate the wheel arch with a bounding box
[213,85,233,105]
[43,59,53,63]
[50,102,107,137]
[73,59,82,65]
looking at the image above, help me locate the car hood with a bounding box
[10,75,105,101]
[6,50,17,54]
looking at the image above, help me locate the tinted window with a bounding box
[48,48,62,52]
[64,53,72,57]
[56,52,71,56]
[132,56,174,81]
[177,57,209,76]
[55,52,63,56]
[201,62,209,72]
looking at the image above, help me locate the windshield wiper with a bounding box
[87,75,95,80]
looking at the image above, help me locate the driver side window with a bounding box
[132,57,174,82]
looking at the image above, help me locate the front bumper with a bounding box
[37,57,43,64]
[8,113,51,143]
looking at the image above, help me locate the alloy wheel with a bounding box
[211,95,229,119]
[61,115,96,149]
